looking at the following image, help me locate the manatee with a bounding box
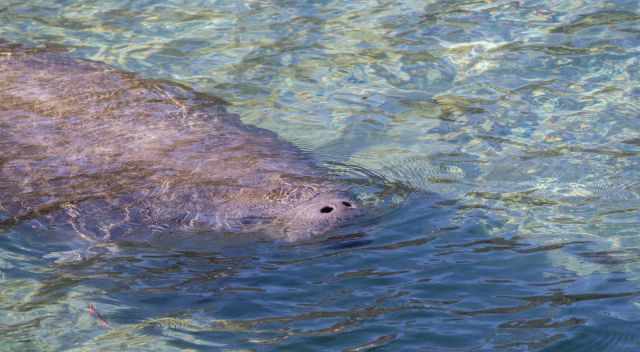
[0,42,361,242]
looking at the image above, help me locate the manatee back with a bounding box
[0,43,329,241]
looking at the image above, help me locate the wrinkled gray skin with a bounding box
[0,43,360,242]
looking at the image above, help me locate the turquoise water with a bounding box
[2,0,640,350]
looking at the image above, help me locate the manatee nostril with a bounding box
[342,201,352,208]
[320,206,334,214]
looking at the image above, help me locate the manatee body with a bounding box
[0,43,360,242]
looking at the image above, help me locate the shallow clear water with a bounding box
[1,0,640,350]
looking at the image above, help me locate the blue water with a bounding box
[2,0,640,350]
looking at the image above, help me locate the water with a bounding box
[1,0,640,350]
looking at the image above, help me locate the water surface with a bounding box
[2,0,640,350]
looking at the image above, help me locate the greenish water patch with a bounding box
[2,0,640,350]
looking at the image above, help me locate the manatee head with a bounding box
[274,191,362,241]
[197,173,363,242]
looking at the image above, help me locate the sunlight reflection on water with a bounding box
[1,0,640,350]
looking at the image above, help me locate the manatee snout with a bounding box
[278,192,363,241]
